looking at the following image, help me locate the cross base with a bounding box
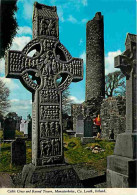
[107,156,137,187]
[107,132,137,187]
[21,163,83,188]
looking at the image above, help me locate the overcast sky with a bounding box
[0,0,135,119]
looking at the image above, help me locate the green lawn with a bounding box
[63,133,115,172]
[0,134,115,174]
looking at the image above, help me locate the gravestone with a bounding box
[107,33,137,187]
[84,116,93,137]
[82,116,94,144]
[11,138,26,165]
[75,114,84,137]
[20,119,28,135]
[3,118,15,140]
[5,2,83,187]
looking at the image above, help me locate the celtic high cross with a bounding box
[5,2,83,166]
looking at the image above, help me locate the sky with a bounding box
[0,0,136,119]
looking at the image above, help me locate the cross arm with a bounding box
[5,50,26,79]
[58,57,83,82]
[70,58,83,82]
[114,51,132,77]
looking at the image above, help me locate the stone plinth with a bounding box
[22,163,83,188]
[107,155,137,187]
[81,137,95,144]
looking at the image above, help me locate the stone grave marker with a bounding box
[76,114,84,137]
[107,33,137,187]
[3,118,16,140]
[11,138,26,165]
[5,2,83,187]
[84,116,93,137]
[20,119,28,135]
[82,116,94,144]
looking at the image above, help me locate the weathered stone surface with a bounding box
[3,118,16,140]
[11,138,26,165]
[86,12,105,101]
[5,2,83,166]
[114,133,137,159]
[22,163,83,188]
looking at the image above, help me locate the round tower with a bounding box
[86,12,105,101]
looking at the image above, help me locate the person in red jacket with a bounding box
[93,114,101,137]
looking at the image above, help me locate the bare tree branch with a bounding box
[105,71,126,97]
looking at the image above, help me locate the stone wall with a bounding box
[100,97,126,139]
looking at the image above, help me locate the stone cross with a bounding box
[114,33,137,133]
[5,2,83,166]
[107,33,137,188]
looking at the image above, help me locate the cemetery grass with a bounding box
[63,133,115,173]
[0,133,115,174]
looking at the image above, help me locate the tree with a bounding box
[62,86,72,115]
[0,0,18,58]
[105,71,126,97]
[0,79,10,115]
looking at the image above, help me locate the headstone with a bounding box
[11,138,26,165]
[82,116,95,144]
[5,2,83,187]
[76,114,84,137]
[20,119,28,135]
[84,116,93,137]
[107,33,137,187]
[3,118,15,140]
